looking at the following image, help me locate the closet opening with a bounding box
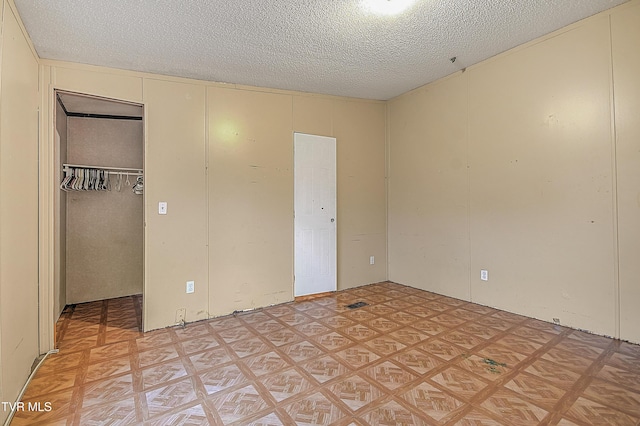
[54,90,145,344]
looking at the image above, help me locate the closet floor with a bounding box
[12,282,640,425]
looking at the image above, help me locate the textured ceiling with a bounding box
[15,0,627,100]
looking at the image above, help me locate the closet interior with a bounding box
[55,91,144,324]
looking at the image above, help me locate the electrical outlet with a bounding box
[370,256,375,265]
[186,280,194,294]
[175,308,186,324]
[480,270,488,281]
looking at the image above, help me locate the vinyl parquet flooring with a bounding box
[12,282,640,425]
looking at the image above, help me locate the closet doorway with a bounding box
[54,90,145,338]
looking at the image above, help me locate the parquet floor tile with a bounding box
[12,283,640,425]
[326,374,385,412]
[401,381,465,421]
[362,399,429,426]
[429,366,489,400]
[261,367,314,402]
[282,391,348,425]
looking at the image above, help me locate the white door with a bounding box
[294,133,337,297]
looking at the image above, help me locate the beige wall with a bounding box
[65,117,144,303]
[468,15,615,337]
[612,2,640,344]
[333,100,387,288]
[388,1,640,342]
[208,90,387,317]
[40,66,387,331]
[291,95,387,289]
[144,78,208,330]
[0,1,40,422]
[388,74,470,301]
[208,87,294,316]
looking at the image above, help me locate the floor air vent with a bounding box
[346,301,368,309]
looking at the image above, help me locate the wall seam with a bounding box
[292,106,296,292]
[141,77,148,331]
[0,0,6,414]
[465,71,472,303]
[607,13,621,340]
[384,101,390,282]
[204,87,210,318]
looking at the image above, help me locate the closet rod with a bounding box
[66,112,142,121]
[63,163,143,174]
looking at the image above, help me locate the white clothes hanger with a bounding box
[75,168,83,190]
[115,172,123,192]
[60,168,73,191]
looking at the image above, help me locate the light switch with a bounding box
[158,202,167,215]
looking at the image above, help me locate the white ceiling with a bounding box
[15,0,627,100]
